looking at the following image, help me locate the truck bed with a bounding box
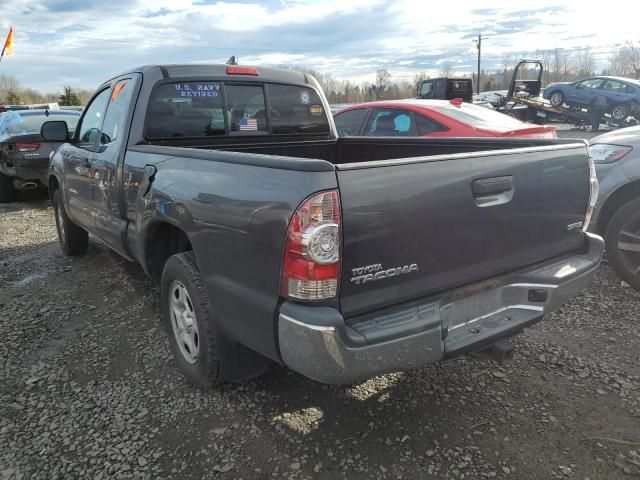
[135,137,590,319]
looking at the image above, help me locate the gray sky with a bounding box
[0,0,638,92]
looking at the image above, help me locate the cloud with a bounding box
[0,0,636,92]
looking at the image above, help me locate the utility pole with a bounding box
[473,34,488,94]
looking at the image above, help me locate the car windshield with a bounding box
[0,112,80,136]
[434,103,528,129]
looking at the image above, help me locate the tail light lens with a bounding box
[226,66,259,76]
[281,190,341,301]
[16,143,40,152]
[583,152,599,232]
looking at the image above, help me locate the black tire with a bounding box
[548,90,565,107]
[0,172,15,203]
[53,189,88,256]
[161,251,224,388]
[605,197,640,291]
[610,103,630,121]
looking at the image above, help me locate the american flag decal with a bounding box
[239,118,258,131]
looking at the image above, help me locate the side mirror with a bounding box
[41,121,70,142]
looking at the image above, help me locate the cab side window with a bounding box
[102,79,134,144]
[77,88,111,148]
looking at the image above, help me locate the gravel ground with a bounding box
[2,158,640,480]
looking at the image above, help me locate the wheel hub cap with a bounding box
[169,281,200,364]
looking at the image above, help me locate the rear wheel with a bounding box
[605,197,640,290]
[549,90,565,107]
[0,173,15,203]
[161,252,224,388]
[611,103,630,121]
[53,189,88,256]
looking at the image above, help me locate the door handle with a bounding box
[472,176,513,196]
[472,176,514,207]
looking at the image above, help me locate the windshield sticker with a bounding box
[173,83,220,97]
[239,118,258,131]
[300,90,310,104]
[310,105,323,116]
[111,82,127,101]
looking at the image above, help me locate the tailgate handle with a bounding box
[472,176,513,196]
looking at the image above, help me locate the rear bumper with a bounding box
[0,156,48,184]
[278,233,604,384]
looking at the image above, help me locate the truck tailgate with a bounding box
[337,143,591,318]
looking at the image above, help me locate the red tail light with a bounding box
[16,143,40,152]
[281,190,341,301]
[226,66,259,76]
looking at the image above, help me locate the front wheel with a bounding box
[611,103,630,121]
[53,189,88,256]
[161,252,224,388]
[605,197,640,291]
[549,90,565,107]
[0,173,15,203]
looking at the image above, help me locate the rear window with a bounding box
[269,84,329,135]
[0,112,80,136]
[146,82,225,138]
[226,84,268,135]
[145,81,329,139]
[434,103,527,129]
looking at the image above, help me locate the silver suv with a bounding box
[590,126,640,289]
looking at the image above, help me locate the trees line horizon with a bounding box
[1,42,638,106]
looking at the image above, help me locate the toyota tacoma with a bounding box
[42,64,603,387]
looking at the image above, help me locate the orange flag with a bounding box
[1,27,14,61]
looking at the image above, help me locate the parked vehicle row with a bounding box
[589,126,640,289]
[0,109,81,202]
[36,63,602,389]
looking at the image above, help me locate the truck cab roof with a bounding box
[109,64,310,86]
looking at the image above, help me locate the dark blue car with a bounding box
[543,76,640,121]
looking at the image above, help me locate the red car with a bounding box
[333,99,557,139]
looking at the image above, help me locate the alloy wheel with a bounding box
[168,280,200,364]
[617,214,640,279]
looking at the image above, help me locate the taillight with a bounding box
[16,143,40,152]
[281,190,341,301]
[226,66,259,76]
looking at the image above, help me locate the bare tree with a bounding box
[0,74,20,103]
[574,47,595,78]
[375,69,391,100]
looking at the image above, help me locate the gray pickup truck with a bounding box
[42,64,604,387]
